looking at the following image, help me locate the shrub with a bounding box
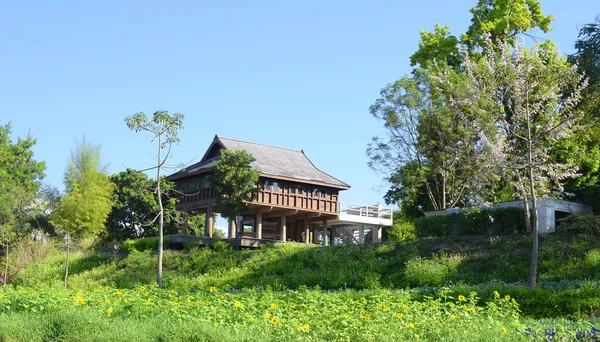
[385,221,416,241]
[122,237,171,252]
[404,255,462,286]
[556,214,600,236]
[413,207,527,238]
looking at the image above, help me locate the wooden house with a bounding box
[166,136,392,245]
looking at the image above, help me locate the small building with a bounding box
[166,136,392,245]
[424,198,591,234]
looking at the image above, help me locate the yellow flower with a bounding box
[309,306,313,311]
[215,321,220,327]
[359,297,366,303]
[396,313,403,319]
[361,315,368,321]
[144,292,149,296]
[458,295,466,302]
[173,306,178,311]
[409,323,415,329]
[502,327,507,333]
[271,317,279,325]
[139,286,146,292]
[113,301,119,306]
[343,312,349,318]
[511,298,516,303]
[380,303,388,310]
[290,302,296,308]
[107,307,114,316]
[415,334,420,339]
[505,295,511,301]
[270,303,277,309]
[264,312,271,319]
[147,299,152,305]
[454,315,459,321]
[116,290,123,296]
[402,305,408,311]
[468,307,475,313]
[203,300,209,305]
[209,286,216,293]
[303,324,309,331]
[77,296,85,305]
[494,291,500,298]
[234,301,241,307]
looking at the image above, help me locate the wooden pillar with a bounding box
[228,218,236,238]
[322,218,328,246]
[205,206,213,237]
[331,226,336,246]
[359,225,365,244]
[304,216,310,244]
[281,215,287,242]
[256,212,262,239]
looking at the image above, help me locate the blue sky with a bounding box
[1,1,596,220]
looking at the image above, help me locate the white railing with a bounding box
[339,202,392,219]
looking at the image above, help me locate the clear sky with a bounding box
[1,1,597,220]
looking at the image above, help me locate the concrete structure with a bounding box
[424,198,591,234]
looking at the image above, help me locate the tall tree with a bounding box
[51,136,114,287]
[0,123,46,284]
[125,110,184,288]
[209,149,260,235]
[444,35,587,289]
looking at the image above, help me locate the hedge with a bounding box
[413,207,528,238]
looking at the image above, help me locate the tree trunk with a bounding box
[527,166,539,289]
[526,99,538,290]
[64,236,70,288]
[441,166,447,210]
[3,243,8,285]
[522,194,532,233]
[156,134,164,289]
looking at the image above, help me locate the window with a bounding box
[243,219,255,233]
[265,181,272,191]
[188,180,199,191]
[321,189,327,198]
[290,184,296,194]
[313,187,319,197]
[273,182,279,192]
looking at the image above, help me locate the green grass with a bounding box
[3,284,597,341]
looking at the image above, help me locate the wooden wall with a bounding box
[175,175,340,214]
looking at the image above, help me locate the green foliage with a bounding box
[210,149,261,221]
[385,211,416,241]
[555,214,600,236]
[410,24,460,69]
[0,122,46,244]
[404,255,462,286]
[464,0,553,48]
[122,237,171,253]
[413,207,527,238]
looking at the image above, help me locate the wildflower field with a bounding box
[1,285,598,341]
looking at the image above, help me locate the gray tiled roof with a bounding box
[167,136,350,189]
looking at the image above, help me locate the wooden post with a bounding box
[322,218,328,246]
[228,218,236,238]
[281,215,287,242]
[205,206,213,237]
[256,212,262,239]
[359,225,365,244]
[304,216,309,244]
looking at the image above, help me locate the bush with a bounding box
[385,221,416,241]
[413,207,528,238]
[122,237,171,252]
[404,255,462,286]
[556,214,600,236]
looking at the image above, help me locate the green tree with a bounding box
[0,123,46,284]
[51,137,114,287]
[209,149,260,234]
[125,110,184,288]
